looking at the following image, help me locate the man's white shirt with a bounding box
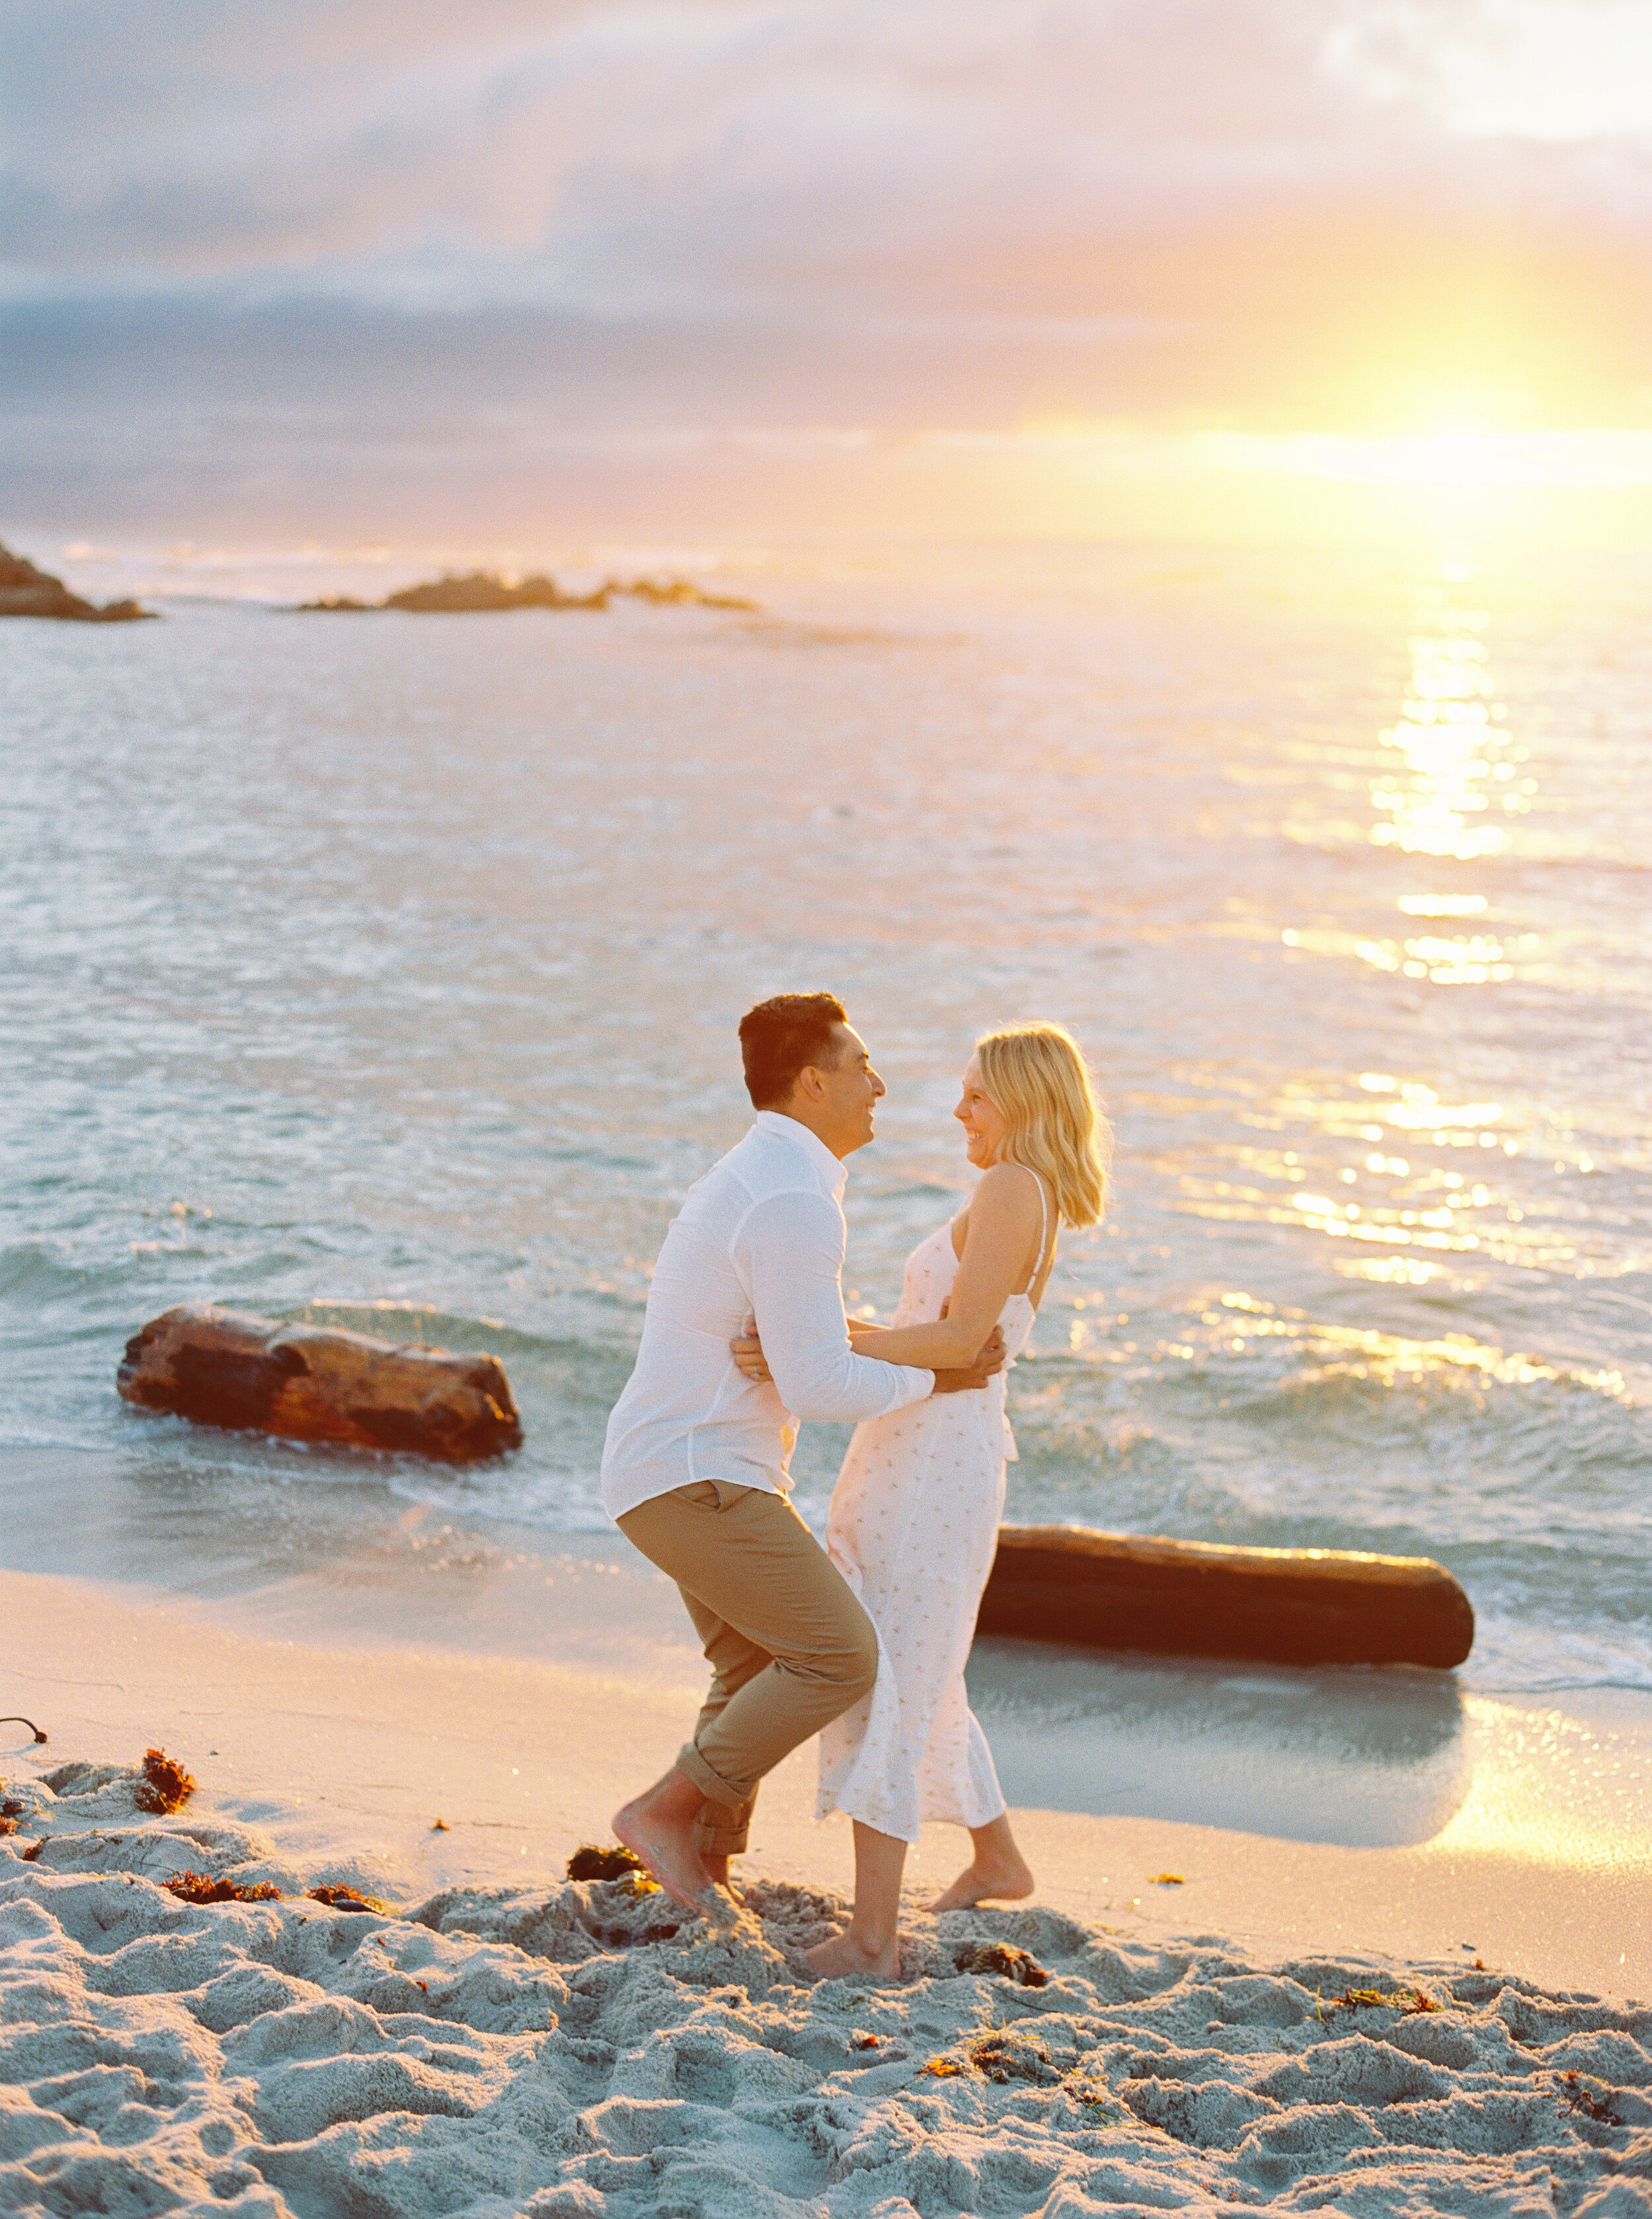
[599,1111,934,1520]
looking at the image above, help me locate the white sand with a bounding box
[3,1567,1651,2216]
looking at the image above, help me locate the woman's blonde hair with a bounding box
[975,1022,1110,1228]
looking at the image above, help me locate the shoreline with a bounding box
[1,1563,1646,2003]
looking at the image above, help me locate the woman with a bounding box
[733,1021,1110,1979]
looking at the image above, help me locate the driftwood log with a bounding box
[978,1525,1473,1669]
[118,1305,523,1463]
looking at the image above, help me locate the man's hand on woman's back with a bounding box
[930,1323,1006,1394]
[730,1321,1006,1393]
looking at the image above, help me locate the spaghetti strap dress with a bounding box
[817,1166,1050,1843]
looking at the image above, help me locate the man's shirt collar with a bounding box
[753,1110,848,1201]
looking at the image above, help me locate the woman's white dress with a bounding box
[817,1174,1047,1843]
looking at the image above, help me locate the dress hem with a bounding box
[815,1790,1010,1844]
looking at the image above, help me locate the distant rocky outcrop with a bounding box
[615,576,757,610]
[0,541,157,622]
[385,570,609,613]
[295,570,757,615]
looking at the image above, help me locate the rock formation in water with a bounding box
[294,569,757,613]
[0,541,157,622]
[614,575,757,610]
[384,570,611,613]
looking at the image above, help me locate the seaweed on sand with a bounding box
[1557,2071,1624,2125]
[922,2030,1061,2086]
[953,1939,1050,1987]
[165,1871,283,1905]
[135,1749,196,1816]
[1325,1986,1441,2016]
[566,1843,648,1882]
[969,2030,1061,2085]
[308,1885,391,1914]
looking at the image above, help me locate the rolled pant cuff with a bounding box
[676,1739,750,1811]
[695,1811,751,1856]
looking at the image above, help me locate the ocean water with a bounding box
[2,543,1648,1705]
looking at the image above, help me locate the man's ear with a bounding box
[794,1063,827,1104]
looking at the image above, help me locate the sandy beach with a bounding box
[3,1532,1649,2217]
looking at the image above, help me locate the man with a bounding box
[603,992,1004,1912]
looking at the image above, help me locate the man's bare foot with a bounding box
[927,1850,1035,1914]
[612,1776,714,1912]
[695,1882,742,1929]
[697,1859,749,1914]
[804,1928,902,1983]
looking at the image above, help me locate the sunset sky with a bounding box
[5,0,1652,553]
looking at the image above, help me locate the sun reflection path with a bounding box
[1168,1064,1610,1284]
[1281,575,1546,983]
[1369,583,1540,881]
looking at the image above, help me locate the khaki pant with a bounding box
[618,1480,878,1856]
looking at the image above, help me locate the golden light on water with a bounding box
[1428,1700,1652,1875]
[1281,920,1530,985]
[1072,1283,1629,1404]
[1339,1256,1445,1287]
[1353,934,1518,985]
[1170,1048,1603,1283]
[1368,612,1525,862]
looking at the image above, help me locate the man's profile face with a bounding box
[811,1024,886,1156]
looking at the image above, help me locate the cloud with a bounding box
[7,1,1646,302]
[3,0,1650,539]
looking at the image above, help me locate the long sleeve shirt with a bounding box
[599,1111,934,1521]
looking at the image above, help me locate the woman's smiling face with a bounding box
[954,1055,1008,1167]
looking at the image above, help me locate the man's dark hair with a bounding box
[739,992,848,1110]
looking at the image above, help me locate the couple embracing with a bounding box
[600,993,1109,1979]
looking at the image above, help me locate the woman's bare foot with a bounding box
[805,1927,903,1982]
[927,1849,1035,1913]
[612,1770,715,1912]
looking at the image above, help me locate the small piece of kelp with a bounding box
[566,1842,648,1882]
[165,1870,282,1905]
[136,1749,196,1817]
[307,1885,389,1914]
[968,2029,1060,2085]
[953,1940,1050,1988]
[1557,2072,1622,2125]
[1333,1986,1440,2015]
